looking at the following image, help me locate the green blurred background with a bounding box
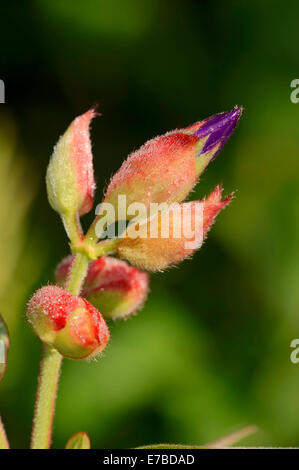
[0,0,299,448]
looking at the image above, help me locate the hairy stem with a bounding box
[0,416,9,449]
[66,253,90,295]
[31,346,62,449]
[31,252,90,449]
[62,212,83,246]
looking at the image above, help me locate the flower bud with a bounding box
[27,286,109,360]
[102,107,241,222]
[56,256,149,320]
[116,186,233,271]
[46,109,97,240]
[104,132,199,219]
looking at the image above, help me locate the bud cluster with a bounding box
[27,106,242,360]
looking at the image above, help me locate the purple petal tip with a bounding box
[194,106,243,160]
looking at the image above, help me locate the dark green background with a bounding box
[0,0,299,448]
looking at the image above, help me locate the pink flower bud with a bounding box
[104,132,199,218]
[27,286,109,360]
[55,256,149,320]
[116,185,233,271]
[46,109,97,234]
[102,108,241,220]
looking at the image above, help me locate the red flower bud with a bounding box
[102,108,241,223]
[104,132,199,218]
[56,256,149,320]
[116,185,233,271]
[27,286,109,360]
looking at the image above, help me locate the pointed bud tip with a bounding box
[199,106,242,158]
[203,185,234,235]
[185,106,243,162]
[76,106,101,124]
[205,185,235,212]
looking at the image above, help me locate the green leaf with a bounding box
[0,315,9,382]
[65,432,91,449]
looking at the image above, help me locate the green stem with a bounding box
[66,253,90,295]
[31,346,62,449]
[0,416,9,449]
[62,212,83,246]
[31,252,90,449]
[92,238,120,258]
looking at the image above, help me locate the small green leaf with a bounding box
[65,432,91,449]
[0,315,9,382]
